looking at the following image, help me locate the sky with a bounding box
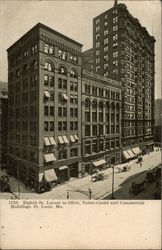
[0,0,161,99]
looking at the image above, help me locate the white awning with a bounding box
[92,159,106,167]
[62,135,69,144]
[44,137,51,146]
[44,153,56,163]
[127,149,135,158]
[132,147,141,155]
[49,137,56,146]
[44,90,50,98]
[44,169,58,182]
[39,172,44,182]
[70,135,75,143]
[62,93,68,100]
[74,135,78,140]
[58,136,64,144]
[59,166,68,171]
[123,151,130,159]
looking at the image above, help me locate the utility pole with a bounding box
[111,165,115,199]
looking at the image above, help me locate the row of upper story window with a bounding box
[95,12,118,32]
[95,26,118,40]
[44,106,78,118]
[95,34,118,48]
[10,62,79,79]
[9,43,79,67]
[44,75,78,91]
[84,113,119,124]
[84,124,120,137]
[43,43,78,64]
[9,44,38,67]
[95,9,118,25]
[44,121,78,132]
[84,98,120,110]
[83,83,120,100]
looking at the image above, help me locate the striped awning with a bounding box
[44,169,58,182]
[92,159,106,167]
[44,153,56,163]
[44,137,51,146]
[44,90,50,98]
[123,151,130,159]
[70,135,75,143]
[58,136,64,144]
[132,147,141,155]
[62,93,68,100]
[127,149,135,158]
[59,166,68,171]
[74,135,78,140]
[49,137,56,146]
[62,135,69,144]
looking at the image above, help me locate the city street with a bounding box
[0,149,161,200]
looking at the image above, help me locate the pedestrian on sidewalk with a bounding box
[140,162,142,167]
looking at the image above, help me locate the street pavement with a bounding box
[0,149,161,200]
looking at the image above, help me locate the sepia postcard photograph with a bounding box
[0,0,161,249]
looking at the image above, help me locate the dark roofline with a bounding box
[7,22,83,52]
[82,48,93,54]
[93,3,155,42]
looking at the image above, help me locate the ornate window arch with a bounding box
[44,61,53,72]
[70,68,78,78]
[58,65,67,75]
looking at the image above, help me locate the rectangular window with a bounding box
[50,106,54,116]
[63,121,67,130]
[50,121,54,131]
[58,122,62,131]
[70,148,78,157]
[63,107,67,117]
[96,50,100,56]
[92,125,97,136]
[113,16,118,23]
[44,121,48,131]
[50,76,54,86]
[85,125,90,136]
[49,46,54,54]
[44,44,49,53]
[104,46,108,52]
[96,42,100,48]
[58,107,62,116]
[96,26,100,32]
[104,30,108,36]
[104,38,108,44]
[44,106,48,116]
[44,75,49,85]
[50,91,54,101]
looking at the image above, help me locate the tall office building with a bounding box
[93,1,155,159]
[7,23,82,191]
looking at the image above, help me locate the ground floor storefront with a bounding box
[82,150,121,177]
[7,156,82,193]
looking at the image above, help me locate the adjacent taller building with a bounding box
[93,1,155,158]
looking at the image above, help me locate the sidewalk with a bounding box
[0,149,161,200]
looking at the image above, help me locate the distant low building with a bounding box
[0,81,8,169]
[82,48,94,72]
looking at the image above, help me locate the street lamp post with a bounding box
[111,165,115,199]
